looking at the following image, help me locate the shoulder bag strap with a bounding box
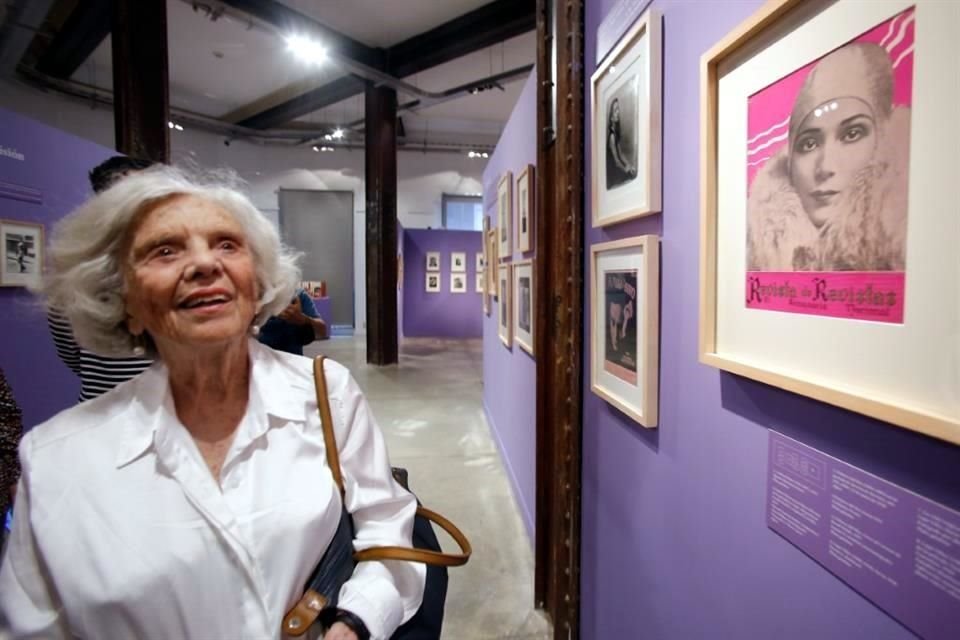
[311,356,472,567]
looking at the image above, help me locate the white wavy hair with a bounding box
[40,165,300,357]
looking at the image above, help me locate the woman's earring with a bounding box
[250,322,261,336]
[131,335,146,356]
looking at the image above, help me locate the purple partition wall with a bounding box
[0,109,113,427]
[402,229,482,338]
[397,221,405,342]
[481,70,538,536]
[581,1,960,638]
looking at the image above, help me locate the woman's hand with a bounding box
[324,621,359,640]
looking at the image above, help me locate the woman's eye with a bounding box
[842,125,868,143]
[219,240,238,252]
[153,246,175,259]
[797,137,818,153]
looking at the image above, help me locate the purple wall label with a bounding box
[0,180,42,204]
[767,432,960,640]
[596,0,654,65]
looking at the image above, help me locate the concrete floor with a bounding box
[306,336,551,640]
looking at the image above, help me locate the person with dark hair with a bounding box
[606,97,637,189]
[257,288,329,355]
[47,155,156,401]
[0,368,22,538]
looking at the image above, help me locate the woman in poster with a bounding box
[747,42,910,272]
[606,97,637,189]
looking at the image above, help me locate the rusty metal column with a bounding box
[112,0,169,162]
[364,82,399,365]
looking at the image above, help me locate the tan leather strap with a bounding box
[282,589,328,637]
[354,506,472,567]
[313,356,344,496]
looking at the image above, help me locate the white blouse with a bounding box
[0,340,425,639]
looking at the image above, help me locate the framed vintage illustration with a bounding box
[591,236,660,428]
[486,229,499,300]
[590,8,662,227]
[425,272,441,293]
[1,219,44,288]
[396,254,403,290]
[476,252,485,272]
[513,260,535,356]
[451,251,466,272]
[497,172,512,259]
[476,273,484,293]
[425,251,440,272]
[516,165,535,253]
[498,264,512,347]
[482,216,491,314]
[700,0,959,444]
[450,273,467,293]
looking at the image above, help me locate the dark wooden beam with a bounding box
[364,83,398,366]
[35,0,111,79]
[534,0,583,637]
[219,0,384,69]
[112,0,169,163]
[387,0,536,79]
[236,75,366,130]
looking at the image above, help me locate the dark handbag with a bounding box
[282,356,471,638]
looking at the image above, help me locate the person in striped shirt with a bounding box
[47,156,156,401]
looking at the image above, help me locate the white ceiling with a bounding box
[67,0,533,147]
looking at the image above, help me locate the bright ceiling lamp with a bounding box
[332,128,344,139]
[286,34,326,65]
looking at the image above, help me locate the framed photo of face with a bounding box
[425,272,441,292]
[450,273,467,293]
[451,252,466,273]
[476,253,485,272]
[0,219,44,288]
[425,251,441,272]
[476,273,484,293]
[591,236,660,428]
[591,8,662,227]
[513,260,535,356]
[497,172,513,259]
[516,165,535,253]
[498,264,512,347]
[701,0,959,445]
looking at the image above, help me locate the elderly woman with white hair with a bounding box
[0,167,424,639]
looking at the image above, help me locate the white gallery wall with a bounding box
[1,78,484,332]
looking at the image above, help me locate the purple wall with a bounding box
[580,1,960,639]
[397,221,405,342]
[481,69,538,537]
[0,108,114,427]
[402,229,482,338]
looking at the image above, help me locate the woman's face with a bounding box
[789,97,878,228]
[610,99,620,124]
[123,195,259,353]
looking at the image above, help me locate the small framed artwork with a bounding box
[475,273,484,293]
[497,172,513,259]
[591,236,660,428]
[482,215,491,314]
[1,219,44,288]
[701,0,959,445]
[498,264,512,347]
[516,165,535,253]
[426,251,441,272]
[591,8,662,227]
[397,254,403,290]
[425,272,441,292]
[451,252,466,272]
[487,229,499,299]
[476,253,485,272]
[450,273,467,293]
[513,260,535,356]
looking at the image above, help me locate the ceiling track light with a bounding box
[285,34,327,65]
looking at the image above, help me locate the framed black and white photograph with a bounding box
[591,8,662,227]
[513,260,534,356]
[476,252,485,272]
[497,172,513,259]
[451,273,467,293]
[516,165,535,253]
[591,236,660,428]
[1,219,44,288]
[426,251,441,272]
[451,252,466,273]
[425,272,441,293]
[701,0,959,445]
[476,273,484,293]
[498,264,512,347]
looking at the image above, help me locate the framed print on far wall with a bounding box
[425,272,441,293]
[1,219,44,288]
[591,8,662,227]
[451,251,466,272]
[487,229,499,300]
[497,172,513,259]
[425,251,440,272]
[516,165,535,253]
[476,252,485,272]
[476,273,484,293]
[513,260,535,356]
[591,236,660,428]
[450,273,467,293]
[498,264,512,348]
[701,0,960,445]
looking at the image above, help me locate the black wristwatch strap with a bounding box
[319,607,371,640]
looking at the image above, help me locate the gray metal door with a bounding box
[278,189,354,328]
